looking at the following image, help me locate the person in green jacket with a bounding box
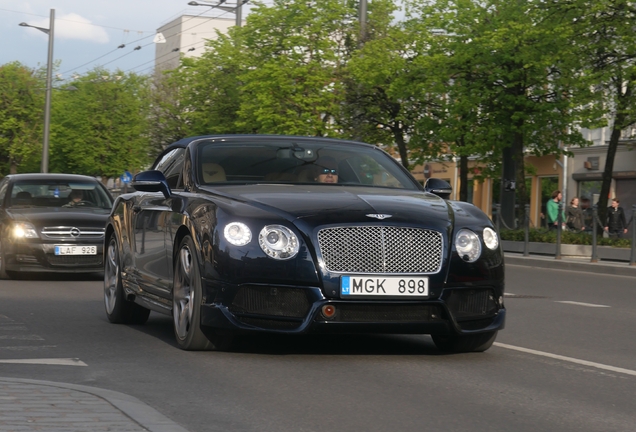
[546,190,565,230]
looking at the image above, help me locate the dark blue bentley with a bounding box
[104,135,505,352]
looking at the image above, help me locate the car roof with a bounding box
[163,134,377,151]
[5,173,100,182]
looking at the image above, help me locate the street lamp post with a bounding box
[19,9,55,173]
[188,1,248,27]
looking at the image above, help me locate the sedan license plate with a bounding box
[341,276,428,296]
[54,245,97,256]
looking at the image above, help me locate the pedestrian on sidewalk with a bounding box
[546,190,565,230]
[604,198,628,238]
[566,197,586,232]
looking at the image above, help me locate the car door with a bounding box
[131,148,185,297]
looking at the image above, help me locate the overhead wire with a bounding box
[125,6,239,75]
[59,6,222,78]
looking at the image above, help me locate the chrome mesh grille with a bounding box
[41,226,105,240]
[317,226,443,274]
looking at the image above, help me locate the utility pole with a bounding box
[359,0,368,42]
[19,9,55,173]
[235,0,245,27]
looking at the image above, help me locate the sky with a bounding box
[0,0,268,79]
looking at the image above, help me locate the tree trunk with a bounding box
[512,130,528,224]
[597,76,631,232]
[392,124,409,169]
[597,120,622,232]
[459,154,469,202]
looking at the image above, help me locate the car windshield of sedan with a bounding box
[8,180,113,209]
[196,139,418,189]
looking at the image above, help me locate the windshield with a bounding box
[8,180,113,209]
[195,139,418,190]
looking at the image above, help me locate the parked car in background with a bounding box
[0,174,114,279]
[104,135,505,353]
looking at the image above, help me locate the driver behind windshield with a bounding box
[314,156,339,184]
[63,190,84,207]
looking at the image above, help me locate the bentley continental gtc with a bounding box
[103,135,505,353]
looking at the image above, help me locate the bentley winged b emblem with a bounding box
[366,214,393,220]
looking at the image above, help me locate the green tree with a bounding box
[344,0,441,170]
[171,32,246,136]
[145,71,191,158]
[49,69,151,180]
[0,62,43,175]
[554,0,636,228]
[407,0,590,210]
[235,0,356,136]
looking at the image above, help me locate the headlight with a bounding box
[12,222,39,239]
[483,227,499,250]
[259,225,299,260]
[223,222,251,246]
[455,229,481,262]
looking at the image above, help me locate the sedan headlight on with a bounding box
[483,227,499,250]
[455,229,481,262]
[259,225,299,260]
[12,222,39,239]
[224,222,252,246]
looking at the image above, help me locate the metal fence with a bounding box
[495,203,635,266]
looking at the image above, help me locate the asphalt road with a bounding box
[0,265,634,432]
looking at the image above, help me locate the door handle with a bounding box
[133,205,142,213]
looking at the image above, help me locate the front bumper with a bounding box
[3,240,104,273]
[199,283,505,336]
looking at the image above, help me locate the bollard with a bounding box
[555,202,562,259]
[591,205,599,263]
[524,203,530,257]
[631,205,636,266]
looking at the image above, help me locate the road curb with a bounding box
[0,377,190,432]
[505,253,636,277]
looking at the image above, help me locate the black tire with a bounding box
[0,238,12,280]
[104,234,150,325]
[172,236,233,351]
[432,331,498,353]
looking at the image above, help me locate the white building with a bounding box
[155,15,239,72]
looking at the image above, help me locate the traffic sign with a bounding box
[121,171,133,184]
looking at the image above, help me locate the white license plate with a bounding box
[54,245,97,256]
[341,276,429,296]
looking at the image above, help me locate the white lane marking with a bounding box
[0,334,45,340]
[0,358,87,366]
[555,301,610,308]
[0,346,57,351]
[494,343,636,377]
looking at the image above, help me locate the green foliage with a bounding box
[49,69,151,179]
[500,228,632,248]
[236,0,356,136]
[0,62,43,176]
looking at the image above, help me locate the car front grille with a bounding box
[318,303,443,323]
[317,226,443,274]
[47,255,103,266]
[229,285,311,318]
[445,289,498,321]
[41,226,105,240]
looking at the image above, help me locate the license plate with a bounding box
[54,245,97,255]
[341,276,429,296]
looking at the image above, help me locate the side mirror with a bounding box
[424,178,452,200]
[131,170,171,199]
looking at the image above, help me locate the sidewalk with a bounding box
[0,377,190,432]
[505,252,636,277]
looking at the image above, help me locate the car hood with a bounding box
[209,184,453,230]
[5,207,110,228]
